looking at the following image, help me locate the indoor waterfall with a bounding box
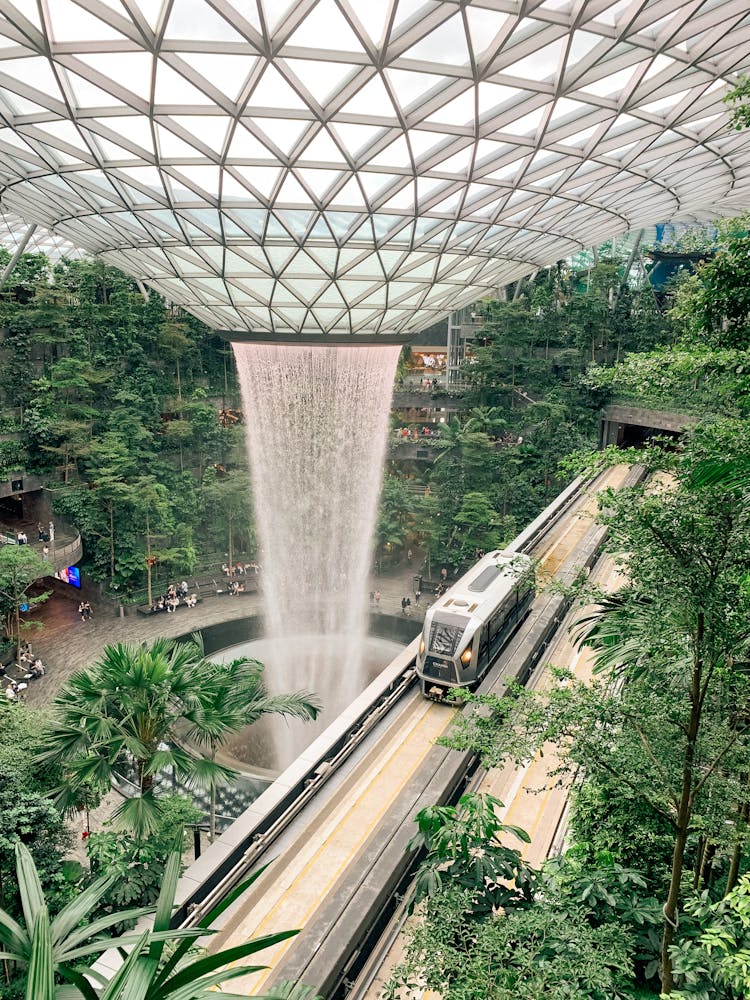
[233,343,400,764]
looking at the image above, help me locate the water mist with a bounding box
[233,343,400,765]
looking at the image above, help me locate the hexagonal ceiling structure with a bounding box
[0,1,749,340]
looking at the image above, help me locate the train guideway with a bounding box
[203,466,634,995]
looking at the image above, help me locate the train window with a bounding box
[429,621,465,656]
[468,565,501,592]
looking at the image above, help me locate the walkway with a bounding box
[22,560,431,706]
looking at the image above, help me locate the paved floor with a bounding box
[20,560,430,707]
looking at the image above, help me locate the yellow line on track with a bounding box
[221,700,455,995]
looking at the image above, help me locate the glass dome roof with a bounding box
[0,0,749,338]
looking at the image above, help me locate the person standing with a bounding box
[415,591,421,606]
[374,590,381,608]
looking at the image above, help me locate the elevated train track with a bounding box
[159,465,642,998]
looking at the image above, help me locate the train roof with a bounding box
[428,550,532,626]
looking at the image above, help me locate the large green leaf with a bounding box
[159,930,299,996]
[15,840,46,936]
[26,905,54,1000]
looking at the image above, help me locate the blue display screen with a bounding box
[57,565,81,588]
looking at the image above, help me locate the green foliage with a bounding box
[86,795,202,914]
[0,837,299,1000]
[670,876,750,998]
[408,793,535,916]
[0,257,244,595]
[724,74,750,132]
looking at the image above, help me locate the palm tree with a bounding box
[36,638,239,839]
[180,636,320,841]
[1,838,304,1000]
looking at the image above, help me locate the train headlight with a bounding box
[419,639,425,655]
[460,647,473,664]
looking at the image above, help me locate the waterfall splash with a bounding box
[233,343,400,764]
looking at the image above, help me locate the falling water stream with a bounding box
[233,343,400,765]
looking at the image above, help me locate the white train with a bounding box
[416,550,535,701]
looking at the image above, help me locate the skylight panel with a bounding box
[285,0,366,53]
[464,7,509,57]
[401,14,470,66]
[47,0,126,43]
[186,53,256,102]
[154,61,214,105]
[285,59,357,106]
[249,64,306,110]
[76,52,154,102]
[164,0,248,42]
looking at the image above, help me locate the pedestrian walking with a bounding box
[440,566,448,583]
[374,590,381,608]
[415,590,421,605]
[407,547,413,563]
[401,596,407,615]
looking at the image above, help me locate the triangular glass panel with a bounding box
[225,125,272,159]
[401,14,469,66]
[503,106,548,136]
[32,119,90,155]
[154,61,214,105]
[277,172,314,204]
[567,29,602,66]
[340,74,396,117]
[77,52,154,102]
[285,0,365,53]
[580,66,637,98]
[169,115,230,154]
[477,82,517,117]
[232,165,280,199]
[255,117,306,156]
[47,0,126,43]
[64,70,123,110]
[465,7,509,57]
[426,88,475,126]
[4,56,63,98]
[365,133,410,168]
[332,176,368,207]
[285,58,357,106]
[186,53,256,102]
[332,122,387,158]
[504,39,565,80]
[173,164,221,195]
[384,69,444,109]
[295,167,341,200]
[300,129,347,164]
[165,0,248,43]
[249,64,306,109]
[406,129,442,160]
[432,145,474,175]
[156,124,204,159]
[96,115,154,153]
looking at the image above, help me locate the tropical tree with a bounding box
[0,545,51,665]
[38,636,320,842]
[0,838,301,1000]
[180,636,320,841]
[36,638,238,839]
[441,431,750,996]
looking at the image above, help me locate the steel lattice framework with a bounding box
[0,1,749,339]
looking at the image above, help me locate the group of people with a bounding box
[221,561,260,577]
[3,641,45,700]
[77,601,93,622]
[396,426,441,440]
[227,580,246,596]
[151,581,197,614]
